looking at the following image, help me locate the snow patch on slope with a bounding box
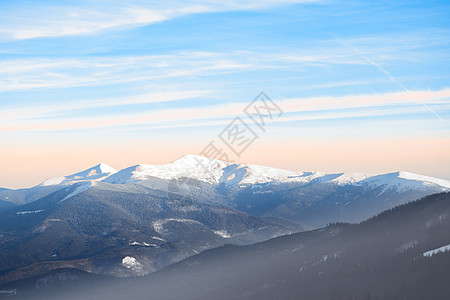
[213,230,231,238]
[122,256,143,272]
[16,209,44,215]
[129,241,158,247]
[152,218,203,234]
[40,177,65,186]
[423,243,450,257]
[59,181,96,202]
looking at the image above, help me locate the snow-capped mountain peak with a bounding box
[170,154,218,165]
[98,155,450,192]
[97,163,118,175]
[39,163,117,187]
[102,155,231,185]
[34,156,450,195]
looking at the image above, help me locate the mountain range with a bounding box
[2,192,450,299]
[0,155,449,284]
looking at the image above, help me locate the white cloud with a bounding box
[0,0,318,40]
[1,88,448,132]
[0,90,212,121]
[0,52,254,92]
[1,7,166,40]
[0,43,431,93]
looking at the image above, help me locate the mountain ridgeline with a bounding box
[0,156,449,288]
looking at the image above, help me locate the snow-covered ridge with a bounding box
[354,171,450,192]
[101,155,363,186]
[103,155,230,185]
[59,181,97,203]
[31,155,450,193]
[39,163,117,187]
[101,155,450,191]
[399,171,450,189]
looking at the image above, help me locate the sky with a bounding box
[0,0,449,188]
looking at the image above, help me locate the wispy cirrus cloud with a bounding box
[0,52,253,92]
[0,0,318,41]
[0,90,212,121]
[0,37,440,93]
[0,7,166,40]
[1,88,448,133]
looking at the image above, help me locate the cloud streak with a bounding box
[0,41,439,93]
[1,89,448,132]
[0,90,212,121]
[0,53,254,92]
[362,56,444,120]
[0,0,318,41]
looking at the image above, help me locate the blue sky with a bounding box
[0,0,449,187]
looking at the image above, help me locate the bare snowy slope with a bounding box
[39,163,117,186]
[102,155,450,191]
[0,164,117,207]
[1,156,449,210]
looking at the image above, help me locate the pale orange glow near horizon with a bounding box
[1,136,449,189]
